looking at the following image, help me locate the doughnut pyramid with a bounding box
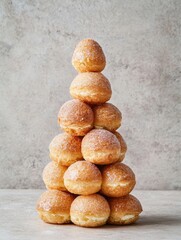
[36,39,143,227]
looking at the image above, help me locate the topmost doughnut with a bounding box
[72,39,106,73]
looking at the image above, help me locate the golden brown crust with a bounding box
[93,103,122,131]
[70,194,110,227]
[71,194,110,214]
[63,161,102,195]
[70,72,112,104]
[49,133,83,166]
[72,39,106,73]
[36,190,75,214]
[64,161,102,182]
[42,162,67,191]
[113,131,127,161]
[58,99,94,136]
[108,194,142,225]
[82,129,121,165]
[101,162,136,197]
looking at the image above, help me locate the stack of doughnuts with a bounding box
[36,38,142,227]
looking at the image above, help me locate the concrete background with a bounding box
[0,0,180,189]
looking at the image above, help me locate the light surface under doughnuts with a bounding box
[42,161,67,191]
[58,99,94,136]
[49,133,83,166]
[36,190,75,224]
[72,38,106,73]
[82,129,121,165]
[101,162,136,197]
[113,131,127,161]
[93,103,122,131]
[63,161,102,195]
[70,194,110,227]
[108,194,142,225]
[70,72,112,104]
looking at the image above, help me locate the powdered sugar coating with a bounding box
[58,99,94,127]
[71,194,110,215]
[71,72,111,90]
[82,129,120,151]
[49,133,82,153]
[70,72,112,104]
[93,103,122,130]
[108,194,142,214]
[42,162,67,191]
[36,190,75,214]
[101,163,136,197]
[72,39,106,73]
[102,162,135,183]
[64,161,102,182]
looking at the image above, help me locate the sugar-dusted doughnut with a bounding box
[36,190,75,224]
[49,133,82,166]
[82,129,121,165]
[72,39,106,72]
[63,161,102,195]
[42,161,67,191]
[101,162,136,197]
[58,99,94,136]
[70,72,112,104]
[93,103,121,131]
[70,194,110,227]
[108,194,142,225]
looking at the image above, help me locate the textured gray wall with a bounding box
[0,0,180,189]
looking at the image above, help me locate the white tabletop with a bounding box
[0,190,181,240]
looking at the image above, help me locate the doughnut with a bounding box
[36,190,75,224]
[58,99,94,136]
[49,133,82,166]
[72,38,106,73]
[114,131,127,161]
[93,103,122,131]
[101,162,136,197]
[70,72,112,104]
[63,161,102,195]
[81,129,121,165]
[108,194,142,225]
[70,194,110,227]
[42,161,67,191]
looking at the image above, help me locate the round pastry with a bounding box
[70,194,110,227]
[101,162,136,197]
[93,103,122,131]
[82,129,121,165]
[108,194,142,225]
[72,38,106,73]
[42,161,67,191]
[36,190,75,224]
[63,161,102,195]
[70,72,112,104]
[49,133,82,166]
[114,131,127,161]
[58,99,94,136]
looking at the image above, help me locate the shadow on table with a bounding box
[104,215,181,228]
[137,215,181,226]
